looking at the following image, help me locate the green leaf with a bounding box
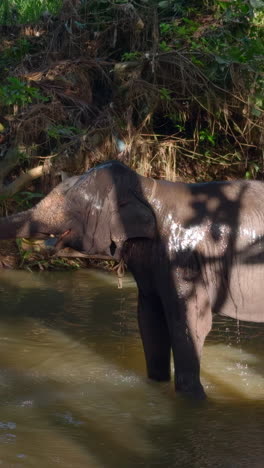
[158,1,170,8]
[215,56,231,65]
[251,107,262,117]
[249,0,264,9]
[245,171,251,179]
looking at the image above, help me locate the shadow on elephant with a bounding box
[0,160,264,398]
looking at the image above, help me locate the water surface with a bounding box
[0,269,263,467]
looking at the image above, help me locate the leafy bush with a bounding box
[47,125,82,142]
[0,77,48,108]
[0,0,63,24]
[0,0,264,190]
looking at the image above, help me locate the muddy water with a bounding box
[0,269,263,468]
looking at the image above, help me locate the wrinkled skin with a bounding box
[1,161,264,398]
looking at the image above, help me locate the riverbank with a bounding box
[0,0,263,266]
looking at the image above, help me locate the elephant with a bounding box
[0,160,263,398]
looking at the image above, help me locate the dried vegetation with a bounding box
[0,1,264,268]
[0,1,264,206]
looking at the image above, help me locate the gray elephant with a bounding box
[0,161,263,398]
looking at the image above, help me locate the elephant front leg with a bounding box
[171,324,206,399]
[169,294,212,399]
[138,292,171,382]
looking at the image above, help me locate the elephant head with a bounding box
[0,161,157,259]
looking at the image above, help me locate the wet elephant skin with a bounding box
[0,161,263,398]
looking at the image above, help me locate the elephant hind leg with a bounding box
[137,292,171,382]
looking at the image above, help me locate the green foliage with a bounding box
[17,151,31,163]
[0,39,33,80]
[12,191,44,209]
[159,41,172,52]
[16,238,81,271]
[160,22,173,36]
[0,191,43,218]
[199,129,216,146]
[2,38,31,62]
[0,191,43,205]
[47,125,82,142]
[166,113,185,131]
[156,0,264,84]
[159,18,199,48]
[0,0,63,24]
[121,51,142,61]
[157,0,200,15]
[1,0,264,196]
[21,254,81,271]
[244,163,260,180]
[0,77,48,108]
[159,88,172,101]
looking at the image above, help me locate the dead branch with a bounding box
[0,165,46,198]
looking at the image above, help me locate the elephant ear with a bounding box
[110,197,156,252]
[83,189,156,259]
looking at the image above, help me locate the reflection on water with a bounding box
[0,269,263,467]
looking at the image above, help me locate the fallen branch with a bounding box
[54,248,114,261]
[0,165,46,198]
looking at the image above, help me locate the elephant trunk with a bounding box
[0,209,37,240]
[0,207,63,240]
[0,191,70,241]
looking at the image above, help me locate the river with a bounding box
[0,268,263,467]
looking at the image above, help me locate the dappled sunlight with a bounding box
[0,317,174,464]
[0,406,103,468]
[0,269,263,466]
[201,343,264,401]
[0,0,263,464]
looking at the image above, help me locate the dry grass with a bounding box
[1,0,264,270]
[0,0,263,200]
